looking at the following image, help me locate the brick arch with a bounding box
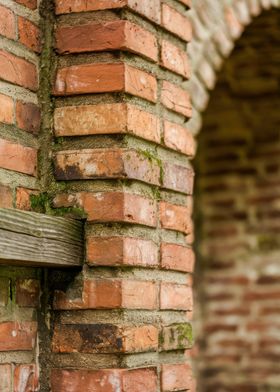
[187,0,280,135]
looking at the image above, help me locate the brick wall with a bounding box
[192,5,280,391]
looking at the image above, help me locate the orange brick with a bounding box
[0,322,37,351]
[16,187,39,210]
[160,283,193,311]
[0,139,37,176]
[161,40,190,78]
[161,243,194,272]
[51,368,158,392]
[14,364,39,392]
[161,363,194,391]
[0,364,11,392]
[162,3,192,42]
[53,192,157,226]
[160,201,192,234]
[16,101,41,134]
[18,17,41,53]
[163,162,194,194]
[54,63,157,102]
[54,103,160,143]
[0,94,14,125]
[56,20,157,61]
[161,81,192,117]
[0,50,38,91]
[54,279,158,310]
[16,279,40,307]
[54,148,160,185]
[52,323,158,353]
[15,0,37,9]
[0,5,16,40]
[55,0,161,23]
[0,185,13,208]
[164,120,195,156]
[87,236,159,267]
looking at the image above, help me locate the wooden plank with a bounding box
[0,208,84,268]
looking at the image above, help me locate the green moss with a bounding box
[176,323,193,348]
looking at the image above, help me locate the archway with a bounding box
[191,5,280,391]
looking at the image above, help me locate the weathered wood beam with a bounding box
[0,208,84,268]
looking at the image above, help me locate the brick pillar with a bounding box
[50,1,195,391]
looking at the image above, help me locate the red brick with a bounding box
[161,363,194,391]
[14,364,39,392]
[54,279,158,310]
[52,323,158,353]
[16,187,39,210]
[161,40,190,78]
[51,368,158,392]
[87,236,159,267]
[0,5,16,40]
[15,0,37,10]
[161,81,192,117]
[0,94,14,125]
[54,103,160,143]
[0,139,37,176]
[16,279,40,307]
[0,185,13,208]
[54,192,157,226]
[0,277,10,306]
[0,50,38,91]
[56,20,157,61]
[54,148,160,185]
[160,283,193,311]
[54,63,157,102]
[16,101,41,134]
[163,162,194,194]
[161,243,194,272]
[55,0,161,23]
[18,17,41,53]
[160,201,192,234]
[161,4,192,42]
[0,364,11,392]
[0,322,37,351]
[164,120,195,156]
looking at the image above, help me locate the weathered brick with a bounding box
[53,192,157,226]
[161,243,195,272]
[16,187,39,210]
[0,94,14,125]
[161,40,190,78]
[54,279,158,310]
[0,50,38,91]
[160,283,193,310]
[164,120,195,156]
[87,236,159,267]
[52,323,158,353]
[15,0,37,10]
[0,322,37,351]
[51,368,158,392]
[14,364,39,392]
[16,279,40,307]
[18,17,41,53]
[0,139,37,176]
[54,63,157,102]
[0,364,11,392]
[56,20,157,61]
[162,3,192,42]
[0,185,13,208]
[161,363,194,391]
[163,162,194,194]
[16,101,41,134]
[160,201,192,234]
[0,5,16,40]
[54,149,160,185]
[54,103,160,143]
[160,323,193,351]
[161,81,192,117]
